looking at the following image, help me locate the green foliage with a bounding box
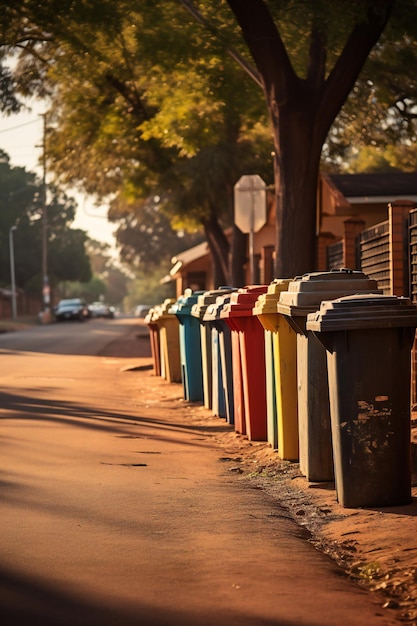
[58,274,106,302]
[57,240,130,306]
[123,267,175,313]
[343,146,400,174]
[323,2,417,171]
[0,0,272,279]
[109,195,204,270]
[3,0,417,277]
[0,151,92,293]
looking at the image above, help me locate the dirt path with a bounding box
[130,318,417,624]
[0,318,413,625]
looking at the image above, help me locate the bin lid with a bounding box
[144,306,158,324]
[203,292,236,321]
[306,293,417,332]
[220,284,268,318]
[277,269,381,318]
[190,287,236,319]
[168,289,206,316]
[154,298,177,320]
[252,279,292,316]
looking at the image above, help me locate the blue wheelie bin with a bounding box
[169,289,205,402]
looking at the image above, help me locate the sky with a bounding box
[0,100,118,250]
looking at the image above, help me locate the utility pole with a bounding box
[41,113,50,321]
[9,225,17,320]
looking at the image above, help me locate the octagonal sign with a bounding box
[234,174,267,234]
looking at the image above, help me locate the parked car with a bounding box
[134,304,152,318]
[54,298,89,322]
[88,301,115,319]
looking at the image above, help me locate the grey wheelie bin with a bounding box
[307,293,417,508]
[204,292,237,424]
[191,287,235,411]
[278,269,380,482]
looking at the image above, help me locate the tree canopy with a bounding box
[1,0,417,279]
[0,150,92,295]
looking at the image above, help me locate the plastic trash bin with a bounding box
[145,307,161,376]
[169,289,205,402]
[221,285,269,441]
[191,287,236,411]
[278,269,381,482]
[204,292,237,424]
[264,330,277,447]
[307,293,417,508]
[152,298,181,383]
[211,324,225,417]
[253,279,298,460]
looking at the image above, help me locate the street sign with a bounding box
[234,174,267,234]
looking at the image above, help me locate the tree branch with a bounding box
[225,0,298,97]
[178,0,263,87]
[307,26,326,90]
[318,1,394,136]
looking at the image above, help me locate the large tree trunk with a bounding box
[203,214,230,286]
[226,0,394,279]
[271,103,323,277]
[230,225,247,287]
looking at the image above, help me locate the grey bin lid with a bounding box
[190,287,236,319]
[306,293,417,332]
[203,293,236,322]
[277,269,381,335]
[277,269,381,318]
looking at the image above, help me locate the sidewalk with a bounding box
[0,317,416,624]
[131,320,417,623]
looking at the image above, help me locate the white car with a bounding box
[88,302,115,319]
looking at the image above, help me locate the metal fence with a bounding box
[327,240,344,270]
[357,220,391,294]
[409,209,417,304]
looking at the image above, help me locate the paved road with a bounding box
[0,318,398,625]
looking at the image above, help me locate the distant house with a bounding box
[166,172,417,293]
[165,240,211,297]
[320,172,417,238]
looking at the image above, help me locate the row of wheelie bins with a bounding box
[145,269,417,509]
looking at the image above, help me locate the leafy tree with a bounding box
[58,274,107,302]
[59,238,131,306]
[0,0,272,285]
[2,0,417,279]
[123,267,176,313]
[109,195,204,271]
[323,20,417,173]
[0,150,92,295]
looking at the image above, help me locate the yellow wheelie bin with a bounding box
[253,279,298,460]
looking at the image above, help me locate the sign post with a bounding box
[234,175,267,283]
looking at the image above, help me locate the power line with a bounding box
[0,118,40,134]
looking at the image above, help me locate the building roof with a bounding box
[329,172,417,203]
[170,240,210,274]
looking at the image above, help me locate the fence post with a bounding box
[316,232,338,271]
[389,200,414,297]
[260,245,275,283]
[343,218,365,270]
